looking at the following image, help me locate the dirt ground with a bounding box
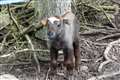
[0,34,120,80]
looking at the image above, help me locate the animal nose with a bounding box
[47,32,54,37]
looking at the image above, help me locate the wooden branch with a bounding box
[80,29,110,35]
[0,49,49,58]
[112,0,120,5]
[78,3,119,11]
[15,48,49,53]
[96,33,120,41]
[7,5,21,33]
[88,71,120,80]
[103,39,120,62]
[0,25,7,31]
[44,67,51,80]
[81,23,113,29]
[80,28,120,36]
[0,62,31,66]
[25,35,40,73]
[24,0,32,9]
[98,60,112,72]
[0,31,10,52]
[81,39,108,46]
[98,4,117,29]
[98,39,120,72]
[7,5,40,73]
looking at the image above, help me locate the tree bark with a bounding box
[35,0,72,40]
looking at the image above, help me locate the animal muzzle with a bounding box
[47,32,56,39]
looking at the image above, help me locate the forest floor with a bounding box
[0,34,120,80]
[1,0,120,79]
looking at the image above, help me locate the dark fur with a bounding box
[46,11,80,72]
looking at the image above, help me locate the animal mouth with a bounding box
[48,35,55,40]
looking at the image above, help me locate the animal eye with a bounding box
[54,21,61,27]
[57,24,61,27]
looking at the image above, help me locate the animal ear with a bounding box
[41,19,48,26]
[63,19,69,25]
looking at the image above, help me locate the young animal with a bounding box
[41,11,80,72]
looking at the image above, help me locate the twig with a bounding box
[79,3,117,29]
[81,39,108,46]
[86,4,119,11]
[96,33,120,41]
[15,48,49,53]
[0,49,49,58]
[0,25,7,31]
[7,5,40,73]
[98,60,112,72]
[25,35,40,73]
[18,11,34,19]
[114,4,120,29]
[112,0,120,5]
[88,71,120,80]
[104,39,120,61]
[0,31,10,52]
[77,2,119,11]
[98,39,120,72]
[7,4,21,33]
[80,29,110,35]
[21,25,34,35]
[95,57,103,63]
[98,4,117,29]
[0,53,13,58]
[80,25,120,35]
[0,62,31,66]
[81,23,114,29]
[56,72,66,78]
[24,0,32,9]
[44,67,51,80]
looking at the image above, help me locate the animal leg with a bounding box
[73,39,80,70]
[63,47,75,74]
[50,47,58,71]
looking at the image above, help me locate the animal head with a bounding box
[41,13,69,40]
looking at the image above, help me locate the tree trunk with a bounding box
[35,0,72,40]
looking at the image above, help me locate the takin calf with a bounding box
[41,11,80,73]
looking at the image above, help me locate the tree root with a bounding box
[96,33,120,41]
[98,39,120,72]
[88,71,120,80]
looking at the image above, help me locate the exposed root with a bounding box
[98,39,120,72]
[96,33,120,41]
[98,60,112,72]
[88,71,120,80]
